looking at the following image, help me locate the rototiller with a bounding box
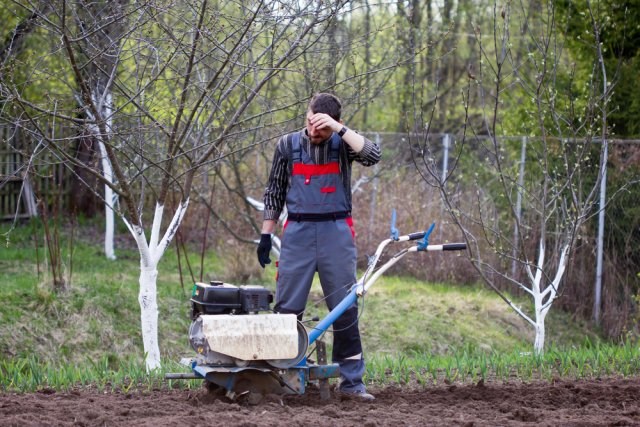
[166,213,466,399]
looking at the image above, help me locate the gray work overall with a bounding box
[274,131,365,393]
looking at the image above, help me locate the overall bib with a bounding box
[274,131,365,392]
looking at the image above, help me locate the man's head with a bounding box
[306,93,342,144]
[309,93,342,121]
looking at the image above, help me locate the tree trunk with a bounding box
[98,138,116,260]
[126,200,189,371]
[138,262,161,370]
[534,313,545,355]
[100,93,116,260]
[69,135,99,217]
[90,92,117,260]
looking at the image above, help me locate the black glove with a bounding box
[257,233,272,268]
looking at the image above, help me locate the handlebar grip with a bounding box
[407,231,426,241]
[442,243,467,251]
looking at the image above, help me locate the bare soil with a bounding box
[1,378,639,426]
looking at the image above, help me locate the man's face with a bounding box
[306,110,333,144]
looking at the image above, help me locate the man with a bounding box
[257,93,380,400]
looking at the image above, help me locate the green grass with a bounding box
[0,221,202,364]
[365,339,640,387]
[0,220,636,392]
[302,275,600,357]
[0,355,201,393]
[1,342,638,393]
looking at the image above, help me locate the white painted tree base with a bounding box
[528,241,569,355]
[138,266,161,370]
[125,200,190,371]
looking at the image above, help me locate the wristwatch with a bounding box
[338,126,348,137]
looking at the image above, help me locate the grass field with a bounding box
[1,220,636,392]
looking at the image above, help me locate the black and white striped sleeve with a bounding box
[348,135,381,166]
[263,136,289,221]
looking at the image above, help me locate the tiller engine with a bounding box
[183,281,334,398]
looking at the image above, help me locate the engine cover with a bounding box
[188,281,307,367]
[205,313,298,360]
[190,282,273,318]
[190,313,300,362]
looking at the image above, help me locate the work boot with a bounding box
[338,389,375,401]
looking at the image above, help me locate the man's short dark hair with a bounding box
[308,93,342,121]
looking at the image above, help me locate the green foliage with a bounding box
[1,11,76,107]
[556,0,640,137]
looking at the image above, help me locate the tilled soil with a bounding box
[1,378,639,426]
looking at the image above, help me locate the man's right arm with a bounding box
[261,219,277,234]
[262,136,289,226]
[347,135,380,166]
[258,138,288,267]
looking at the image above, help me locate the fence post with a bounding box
[441,133,450,184]
[594,138,608,325]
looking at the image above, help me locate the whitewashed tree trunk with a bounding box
[125,200,190,371]
[88,91,117,260]
[527,241,569,355]
[100,92,116,260]
[534,317,545,354]
[102,170,116,260]
[138,264,160,368]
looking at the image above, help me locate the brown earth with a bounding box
[1,378,639,426]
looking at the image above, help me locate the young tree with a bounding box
[409,0,617,354]
[3,0,348,370]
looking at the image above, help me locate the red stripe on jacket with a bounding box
[292,162,339,177]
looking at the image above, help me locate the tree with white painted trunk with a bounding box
[4,0,347,370]
[87,93,117,261]
[407,1,613,354]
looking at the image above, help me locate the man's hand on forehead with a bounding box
[309,112,341,132]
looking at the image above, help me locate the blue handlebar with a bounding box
[417,222,436,250]
[390,209,399,241]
